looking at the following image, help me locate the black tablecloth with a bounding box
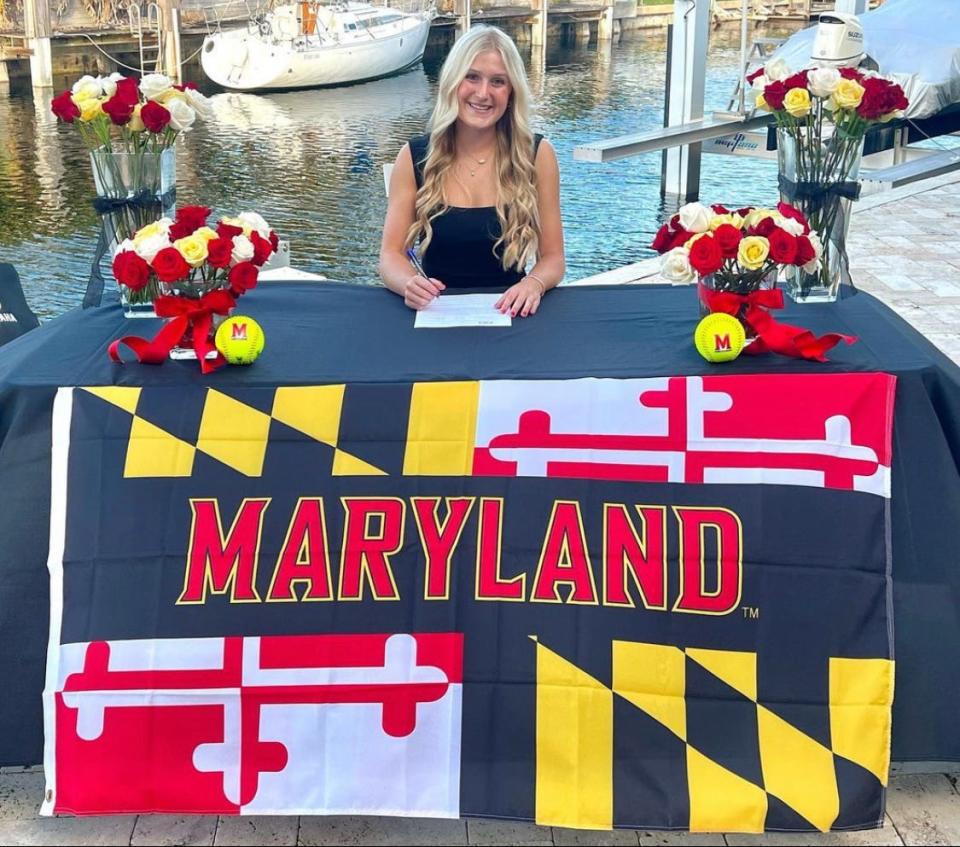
[2,282,959,765]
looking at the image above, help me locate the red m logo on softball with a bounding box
[231,322,248,340]
[713,333,732,352]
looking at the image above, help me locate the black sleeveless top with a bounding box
[409,133,544,289]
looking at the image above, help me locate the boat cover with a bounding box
[772,0,960,119]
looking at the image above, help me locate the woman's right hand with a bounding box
[404,274,446,310]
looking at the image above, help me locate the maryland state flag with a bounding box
[43,373,895,832]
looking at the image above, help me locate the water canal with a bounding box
[0,27,800,319]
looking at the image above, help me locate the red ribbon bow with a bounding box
[698,283,857,362]
[108,289,237,374]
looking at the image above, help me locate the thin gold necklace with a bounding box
[463,149,494,178]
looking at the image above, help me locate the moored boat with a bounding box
[201,1,434,92]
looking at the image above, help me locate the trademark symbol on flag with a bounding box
[742,606,760,619]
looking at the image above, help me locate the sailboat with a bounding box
[200,1,435,92]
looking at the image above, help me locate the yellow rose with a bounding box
[128,104,145,133]
[157,88,186,105]
[744,208,776,230]
[78,98,104,122]
[174,234,210,268]
[730,213,746,229]
[830,79,865,111]
[193,226,219,242]
[709,214,737,231]
[133,220,170,247]
[783,87,812,118]
[755,93,769,111]
[738,236,770,271]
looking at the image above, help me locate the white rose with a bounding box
[167,99,197,132]
[184,88,214,120]
[139,73,174,101]
[237,211,270,239]
[71,74,102,100]
[99,72,126,98]
[133,233,172,263]
[764,58,791,82]
[113,238,136,258]
[780,216,806,237]
[231,234,255,265]
[678,202,712,234]
[660,247,696,283]
[808,66,841,99]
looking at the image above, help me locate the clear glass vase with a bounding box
[698,268,778,345]
[777,125,864,303]
[90,146,176,317]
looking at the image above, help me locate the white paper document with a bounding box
[414,294,512,328]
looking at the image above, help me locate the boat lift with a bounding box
[569,0,960,201]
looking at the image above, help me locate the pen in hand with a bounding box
[406,248,428,280]
[406,248,443,303]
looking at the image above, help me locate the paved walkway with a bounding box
[3,171,960,846]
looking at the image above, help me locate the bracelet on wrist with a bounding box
[525,273,546,296]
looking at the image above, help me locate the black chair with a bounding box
[0,264,40,348]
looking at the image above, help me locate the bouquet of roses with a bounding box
[109,207,278,373]
[653,201,820,291]
[748,59,908,298]
[51,71,212,157]
[651,200,855,361]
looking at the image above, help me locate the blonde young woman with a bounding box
[380,26,564,318]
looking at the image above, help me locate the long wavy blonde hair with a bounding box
[405,26,540,272]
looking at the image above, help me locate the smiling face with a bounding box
[456,49,513,131]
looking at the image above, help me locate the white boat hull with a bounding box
[201,15,431,91]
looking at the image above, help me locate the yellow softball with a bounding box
[215,315,265,365]
[694,313,746,363]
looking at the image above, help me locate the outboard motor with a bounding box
[811,12,867,68]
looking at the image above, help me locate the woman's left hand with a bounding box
[495,277,544,318]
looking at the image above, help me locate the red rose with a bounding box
[713,224,742,259]
[102,93,135,126]
[229,261,259,295]
[51,90,80,123]
[114,77,140,104]
[768,228,798,264]
[651,224,674,253]
[207,237,233,269]
[250,231,273,266]
[795,235,816,266]
[751,216,778,238]
[857,77,908,120]
[269,231,279,252]
[687,235,723,277]
[151,246,190,283]
[736,206,754,218]
[141,101,171,133]
[169,205,211,240]
[764,80,787,110]
[840,67,864,81]
[112,250,151,291]
[711,203,730,215]
[174,82,199,92]
[746,67,764,85]
[776,201,809,234]
[217,222,244,240]
[783,70,809,91]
